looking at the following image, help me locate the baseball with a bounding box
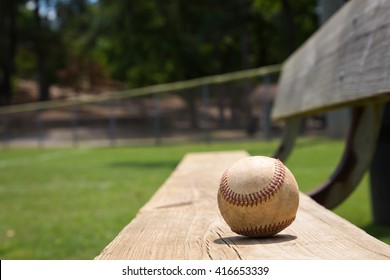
[217,156,299,237]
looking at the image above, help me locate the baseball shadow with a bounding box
[213,234,297,246]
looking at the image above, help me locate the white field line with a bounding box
[0,148,91,169]
[0,180,112,194]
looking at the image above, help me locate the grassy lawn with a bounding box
[1,137,389,259]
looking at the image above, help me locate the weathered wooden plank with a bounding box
[272,0,390,120]
[95,151,390,260]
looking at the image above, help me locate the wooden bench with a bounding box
[95,151,390,259]
[272,0,390,212]
[95,1,390,259]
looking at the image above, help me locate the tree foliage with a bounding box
[0,0,318,104]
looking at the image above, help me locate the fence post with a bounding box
[1,115,10,149]
[36,110,44,148]
[262,75,272,140]
[71,100,79,147]
[202,84,211,143]
[109,99,118,147]
[153,93,161,145]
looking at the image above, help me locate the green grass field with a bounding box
[1,137,389,259]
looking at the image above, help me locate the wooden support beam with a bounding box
[309,104,384,208]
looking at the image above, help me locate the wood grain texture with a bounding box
[95,151,390,260]
[272,0,390,120]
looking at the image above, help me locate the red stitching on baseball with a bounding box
[219,159,286,207]
[232,217,295,237]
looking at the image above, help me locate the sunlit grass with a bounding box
[0,137,388,259]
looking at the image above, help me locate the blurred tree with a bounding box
[0,0,22,105]
[1,0,67,103]
[33,0,50,101]
[55,0,108,90]
[2,0,318,105]
[31,0,67,101]
[94,0,319,88]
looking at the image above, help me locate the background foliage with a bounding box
[1,0,318,104]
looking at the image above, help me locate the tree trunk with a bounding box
[281,0,295,56]
[34,0,50,101]
[0,1,17,106]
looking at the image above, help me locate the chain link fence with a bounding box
[0,65,287,147]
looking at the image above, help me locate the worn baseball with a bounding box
[217,156,299,237]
